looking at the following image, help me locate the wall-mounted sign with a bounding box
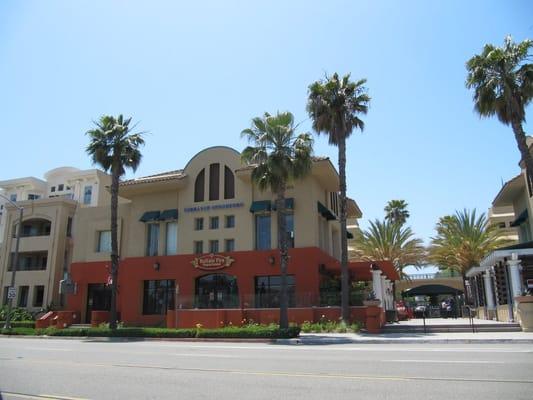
[184,202,244,213]
[191,254,235,271]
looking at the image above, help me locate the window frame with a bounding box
[97,230,112,253]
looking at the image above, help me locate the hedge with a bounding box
[0,325,300,339]
[0,321,36,329]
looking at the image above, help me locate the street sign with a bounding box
[7,286,16,300]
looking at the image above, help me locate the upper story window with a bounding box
[194,240,204,255]
[194,169,205,202]
[50,186,56,193]
[166,222,178,255]
[58,184,64,191]
[225,239,235,252]
[20,219,51,237]
[28,194,40,200]
[284,213,295,248]
[9,251,48,271]
[209,240,219,253]
[97,230,111,253]
[83,186,93,205]
[255,214,271,250]
[209,163,220,201]
[195,217,204,231]
[146,224,160,256]
[10,194,17,202]
[329,192,339,216]
[210,216,219,230]
[224,166,235,199]
[225,215,235,228]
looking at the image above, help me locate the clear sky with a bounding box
[1,0,532,272]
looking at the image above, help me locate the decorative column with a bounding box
[381,275,388,309]
[508,254,523,301]
[371,270,383,304]
[483,270,495,310]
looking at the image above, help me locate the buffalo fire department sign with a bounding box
[191,254,235,271]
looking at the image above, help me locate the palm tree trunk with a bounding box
[109,167,120,330]
[276,187,289,329]
[338,137,350,323]
[511,120,533,196]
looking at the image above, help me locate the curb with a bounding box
[0,335,277,343]
[275,338,533,345]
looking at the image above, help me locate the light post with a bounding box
[1,194,23,329]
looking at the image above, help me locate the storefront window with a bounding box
[255,214,271,250]
[255,275,295,308]
[195,274,239,309]
[142,280,175,315]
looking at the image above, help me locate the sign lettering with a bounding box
[191,254,235,271]
[184,202,244,213]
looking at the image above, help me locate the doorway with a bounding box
[195,273,239,309]
[85,283,111,323]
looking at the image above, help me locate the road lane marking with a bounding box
[387,359,506,364]
[0,392,88,400]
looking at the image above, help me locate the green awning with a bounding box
[140,211,160,222]
[272,198,294,210]
[159,209,178,221]
[510,209,528,227]
[317,201,336,221]
[250,200,272,213]
[347,231,354,239]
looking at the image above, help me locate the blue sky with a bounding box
[1,1,532,272]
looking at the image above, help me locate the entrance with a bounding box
[86,283,111,323]
[195,273,239,309]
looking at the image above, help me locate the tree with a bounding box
[307,73,370,322]
[384,199,410,226]
[466,36,533,192]
[86,115,145,329]
[241,111,313,329]
[428,209,510,301]
[353,219,425,280]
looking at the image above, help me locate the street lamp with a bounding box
[0,193,23,330]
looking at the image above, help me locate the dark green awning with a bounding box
[250,200,272,213]
[272,198,294,210]
[510,209,528,227]
[317,201,336,221]
[140,211,160,222]
[347,231,354,239]
[159,209,178,221]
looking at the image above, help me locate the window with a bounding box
[97,231,111,253]
[10,194,17,202]
[195,217,204,231]
[498,222,506,229]
[284,213,295,248]
[255,214,271,250]
[225,239,235,252]
[209,240,219,253]
[166,222,178,255]
[255,275,295,308]
[83,186,93,205]
[2,287,8,306]
[58,184,64,191]
[225,215,235,228]
[224,166,235,199]
[9,251,47,271]
[28,194,40,200]
[142,280,175,315]
[50,186,56,193]
[33,286,44,307]
[146,224,160,256]
[194,169,205,202]
[67,217,73,237]
[209,163,220,201]
[210,216,219,229]
[18,286,29,307]
[194,241,204,255]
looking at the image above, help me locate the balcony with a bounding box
[8,251,48,271]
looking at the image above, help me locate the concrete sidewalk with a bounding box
[277,331,533,345]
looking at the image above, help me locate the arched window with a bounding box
[194,169,205,202]
[224,166,235,199]
[209,163,220,201]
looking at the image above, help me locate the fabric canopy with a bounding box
[139,211,160,222]
[402,284,463,296]
[317,201,336,221]
[249,200,272,213]
[159,209,178,221]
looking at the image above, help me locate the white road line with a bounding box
[387,359,506,364]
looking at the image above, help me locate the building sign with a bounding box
[184,202,244,213]
[191,254,235,271]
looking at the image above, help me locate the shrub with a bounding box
[300,320,361,333]
[0,321,36,328]
[0,306,34,321]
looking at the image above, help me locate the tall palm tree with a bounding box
[86,115,145,329]
[428,209,511,301]
[307,73,370,322]
[384,199,410,226]
[353,219,425,280]
[241,111,313,329]
[466,36,533,192]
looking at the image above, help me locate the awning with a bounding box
[510,209,528,227]
[159,209,178,221]
[250,200,272,213]
[139,211,160,222]
[402,284,463,296]
[317,201,336,221]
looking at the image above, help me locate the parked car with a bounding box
[414,304,427,318]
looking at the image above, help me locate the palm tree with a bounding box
[384,199,410,226]
[86,115,145,329]
[241,111,313,329]
[428,209,511,302]
[353,219,425,280]
[307,73,370,322]
[466,36,533,192]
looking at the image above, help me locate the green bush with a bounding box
[0,321,36,328]
[0,306,34,321]
[1,327,40,336]
[300,320,361,333]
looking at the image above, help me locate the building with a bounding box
[66,146,397,328]
[0,167,111,312]
[466,142,533,322]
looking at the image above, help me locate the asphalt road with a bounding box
[0,338,532,400]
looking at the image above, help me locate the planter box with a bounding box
[515,296,533,332]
